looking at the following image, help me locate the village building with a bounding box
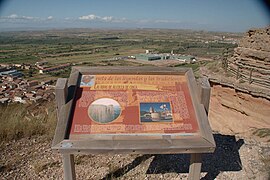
[13,64,22,68]
[35,60,48,66]
[41,79,54,85]
[0,67,8,72]
[0,97,9,104]
[27,80,39,87]
[38,63,70,74]
[21,64,32,70]
[0,73,55,104]
[24,93,35,98]
[13,94,26,104]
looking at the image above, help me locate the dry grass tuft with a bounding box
[253,128,270,142]
[33,160,60,174]
[261,155,270,178]
[0,101,57,141]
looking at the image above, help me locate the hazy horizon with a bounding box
[0,0,269,33]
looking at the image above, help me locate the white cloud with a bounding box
[77,14,189,25]
[79,14,99,20]
[8,14,18,19]
[1,13,185,25]
[0,14,58,26]
[22,16,35,20]
[0,14,55,23]
[154,19,173,23]
[102,16,113,22]
[78,14,126,23]
[4,14,35,20]
[137,19,150,23]
[0,13,206,30]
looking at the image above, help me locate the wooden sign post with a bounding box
[52,66,215,180]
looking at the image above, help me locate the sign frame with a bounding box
[52,66,216,180]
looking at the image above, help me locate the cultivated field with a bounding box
[0,28,240,65]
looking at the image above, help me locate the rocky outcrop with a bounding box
[227,27,270,89]
[209,85,270,136]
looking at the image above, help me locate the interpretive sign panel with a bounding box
[70,74,199,138]
[52,66,216,180]
[52,66,215,155]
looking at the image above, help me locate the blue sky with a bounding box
[0,0,269,32]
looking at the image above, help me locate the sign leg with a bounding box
[63,154,76,180]
[188,153,202,180]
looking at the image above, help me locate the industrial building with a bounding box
[175,55,196,63]
[134,49,196,63]
[135,53,170,61]
[0,69,23,77]
[135,53,196,63]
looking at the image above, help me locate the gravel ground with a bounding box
[0,133,269,180]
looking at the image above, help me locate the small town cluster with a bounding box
[0,63,58,104]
